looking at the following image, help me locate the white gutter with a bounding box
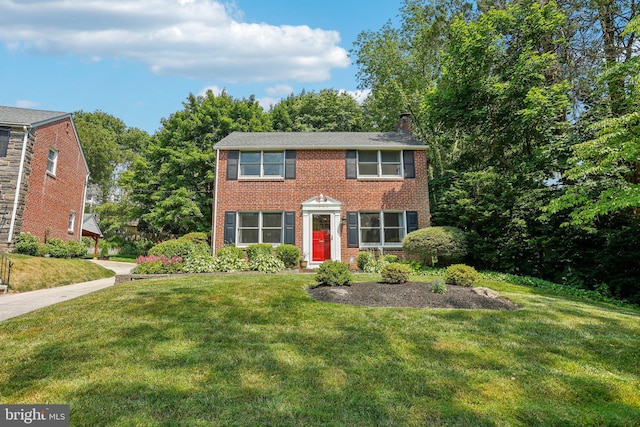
[80,173,89,241]
[8,126,31,242]
[211,148,220,254]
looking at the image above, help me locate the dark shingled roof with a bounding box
[215,132,427,150]
[0,105,70,127]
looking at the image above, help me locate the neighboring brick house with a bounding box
[0,106,89,250]
[213,131,430,268]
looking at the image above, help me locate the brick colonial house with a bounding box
[212,130,430,268]
[0,106,89,250]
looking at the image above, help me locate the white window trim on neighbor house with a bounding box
[68,211,76,232]
[47,148,58,175]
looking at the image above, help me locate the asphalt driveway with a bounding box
[0,259,135,322]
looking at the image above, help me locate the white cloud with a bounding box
[265,84,294,97]
[341,89,371,104]
[15,100,41,108]
[198,85,224,97]
[0,0,349,82]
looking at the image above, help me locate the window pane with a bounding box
[381,164,401,176]
[358,164,378,175]
[361,229,381,244]
[240,165,260,176]
[263,152,283,163]
[239,229,259,244]
[384,229,402,243]
[262,213,282,227]
[384,212,401,227]
[360,213,380,228]
[240,152,260,163]
[358,151,377,162]
[239,213,259,227]
[380,151,400,162]
[262,229,282,243]
[263,164,283,176]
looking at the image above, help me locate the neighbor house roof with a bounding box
[215,132,427,150]
[0,106,71,127]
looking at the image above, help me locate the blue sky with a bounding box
[0,0,401,134]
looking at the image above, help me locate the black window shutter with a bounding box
[284,211,295,244]
[345,150,357,179]
[227,151,239,180]
[406,211,419,233]
[347,211,359,247]
[403,151,415,178]
[285,150,296,179]
[223,211,236,244]
[0,127,9,157]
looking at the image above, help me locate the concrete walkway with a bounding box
[0,259,135,322]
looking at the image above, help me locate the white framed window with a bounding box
[68,212,76,232]
[47,148,58,175]
[359,211,405,246]
[238,211,283,245]
[357,150,402,177]
[239,151,284,178]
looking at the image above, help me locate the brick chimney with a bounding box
[397,112,412,134]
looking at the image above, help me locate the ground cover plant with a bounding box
[5,254,114,293]
[0,273,638,425]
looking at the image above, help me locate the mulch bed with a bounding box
[307,282,519,310]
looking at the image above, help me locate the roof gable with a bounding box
[215,132,426,150]
[0,106,70,127]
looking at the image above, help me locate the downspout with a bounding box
[211,148,220,254]
[80,173,89,241]
[8,126,31,243]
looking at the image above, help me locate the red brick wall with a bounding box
[21,118,88,242]
[214,149,430,263]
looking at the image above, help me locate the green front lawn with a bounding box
[0,273,638,426]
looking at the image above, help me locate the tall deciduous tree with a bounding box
[270,89,367,131]
[122,90,271,237]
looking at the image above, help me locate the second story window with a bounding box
[47,148,58,175]
[240,151,284,178]
[358,150,402,177]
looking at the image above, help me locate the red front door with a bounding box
[312,215,331,262]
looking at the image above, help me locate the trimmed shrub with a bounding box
[357,251,389,273]
[15,233,40,256]
[37,244,50,257]
[65,240,87,258]
[276,244,301,269]
[431,279,447,294]
[445,264,480,287]
[179,232,209,244]
[249,253,285,273]
[381,262,412,284]
[246,243,274,262]
[383,254,400,263]
[315,260,353,286]
[148,235,210,260]
[402,226,467,266]
[47,238,69,258]
[216,245,245,259]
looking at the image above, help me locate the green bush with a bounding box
[381,262,412,284]
[249,253,285,273]
[402,226,467,266]
[47,238,69,258]
[133,255,184,274]
[315,260,353,286]
[119,238,154,257]
[149,236,210,260]
[445,264,480,287]
[65,240,87,258]
[179,232,209,244]
[246,243,274,262]
[216,245,245,259]
[37,244,50,257]
[383,254,399,263]
[212,254,248,272]
[15,233,40,256]
[276,244,301,269]
[357,252,375,271]
[431,279,447,294]
[356,251,389,273]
